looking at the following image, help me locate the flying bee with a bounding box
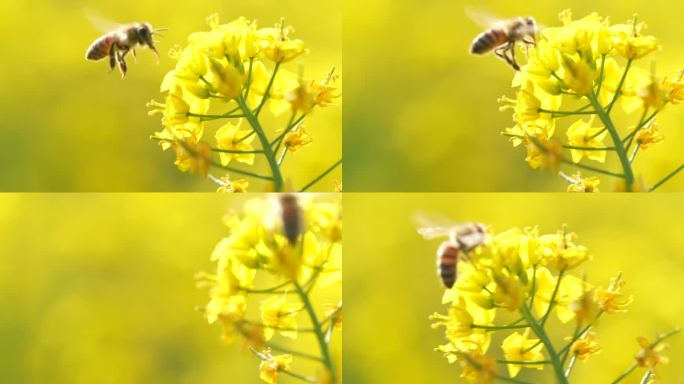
[467,8,538,71]
[279,194,303,245]
[85,21,166,78]
[418,221,487,288]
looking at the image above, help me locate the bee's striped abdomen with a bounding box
[85,34,116,61]
[470,28,508,55]
[280,194,303,245]
[437,242,460,288]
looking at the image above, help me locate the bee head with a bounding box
[137,23,160,60]
[137,23,154,45]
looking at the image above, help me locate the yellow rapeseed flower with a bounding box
[215,120,257,166]
[664,69,684,104]
[594,274,633,314]
[635,336,669,371]
[501,330,545,377]
[567,173,601,192]
[610,19,660,60]
[567,331,602,362]
[283,127,313,153]
[174,140,213,177]
[258,20,308,63]
[215,175,249,193]
[566,118,608,163]
[525,136,564,172]
[458,351,497,384]
[635,123,664,150]
[258,351,293,384]
[260,294,301,340]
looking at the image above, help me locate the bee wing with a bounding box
[464,5,506,29]
[84,9,123,32]
[417,226,456,240]
[414,212,460,240]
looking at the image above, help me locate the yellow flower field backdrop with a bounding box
[344,0,684,191]
[344,193,684,382]
[0,0,340,191]
[0,194,341,383]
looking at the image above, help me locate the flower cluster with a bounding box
[197,195,342,383]
[500,10,684,192]
[428,225,677,383]
[148,15,341,192]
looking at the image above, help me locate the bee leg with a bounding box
[116,49,128,78]
[131,48,138,63]
[494,44,518,71]
[108,44,117,72]
[508,43,520,71]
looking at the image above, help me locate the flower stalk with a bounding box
[148,15,341,192]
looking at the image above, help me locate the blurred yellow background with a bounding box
[344,193,684,382]
[0,0,340,191]
[344,0,684,191]
[0,193,341,383]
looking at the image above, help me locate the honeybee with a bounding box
[85,21,165,78]
[279,194,303,245]
[418,221,487,288]
[467,9,538,70]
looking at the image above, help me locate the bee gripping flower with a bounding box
[498,10,684,192]
[199,197,341,383]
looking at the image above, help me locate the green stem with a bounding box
[240,319,317,333]
[236,96,284,191]
[650,163,684,191]
[235,131,256,144]
[611,365,637,384]
[596,54,607,95]
[588,91,634,190]
[538,108,596,116]
[639,371,652,384]
[279,369,317,383]
[470,323,529,331]
[274,113,297,155]
[496,359,551,365]
[629,143,640,164]
[610,328,680,384]
[561,158,624,178]
[239,281,291,293]
[300,159,343,192]
[625,108,649,152]
[256,62,282,117]
[211,148,263,154]
[244,57,255,100]
[278,147,288,167]
[564,354,578,379]
[529,265,538,309]
[586,127,607,140]
[541,269,565,327]
[187,112,243,121]
[561,322,583,366]
[210,160,273,181]
[294,281,337,383]
[563,144,615,151]
[607,59,633,114]
[622,110,659,144]
[520,305,568,384]
[271,114,307,147]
